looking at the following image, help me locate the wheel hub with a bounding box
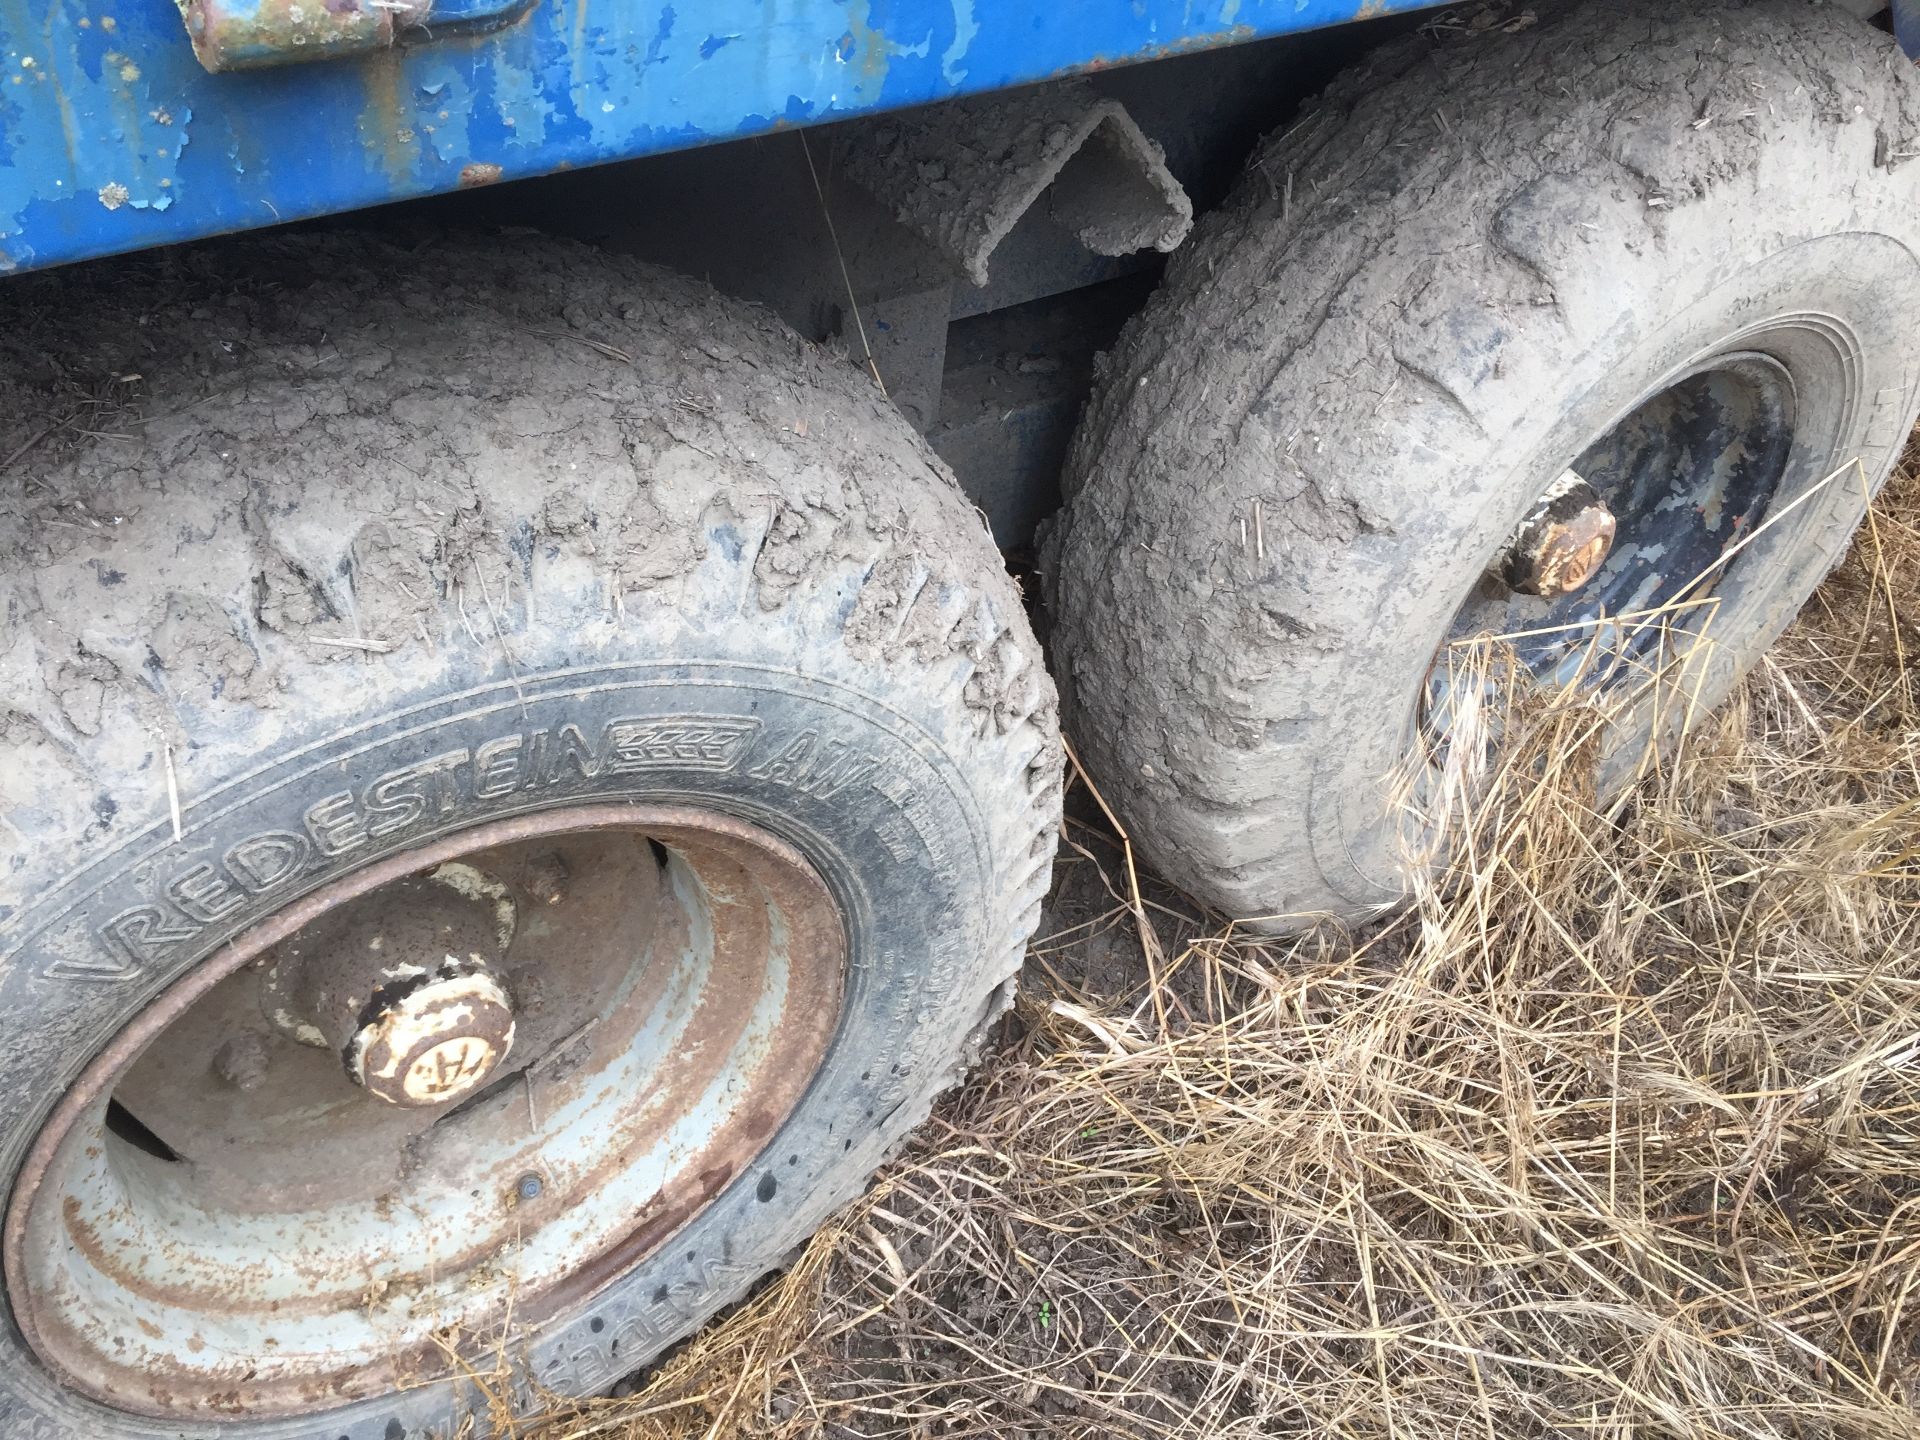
[1499,470,1617,598]
[347,962,516,1107]
[4,807,845,1422]
[259,863,522,1107]
[1441,353,1796,697]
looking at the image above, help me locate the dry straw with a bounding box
[524,446,1920,1440]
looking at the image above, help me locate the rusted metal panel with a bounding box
[0,0,1446,276]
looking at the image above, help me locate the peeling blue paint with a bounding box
[643,6,676,67]
[0,0,1444,276]
[939,0,976,86]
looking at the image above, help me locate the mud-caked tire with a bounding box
[1043,0,1920,928]
[0,232,1061,1437]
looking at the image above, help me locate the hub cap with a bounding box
[259,862,523,1108]
[4,806,844,1421]
[1498,470,1617,598]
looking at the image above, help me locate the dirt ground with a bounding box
[518,442,1920,1439]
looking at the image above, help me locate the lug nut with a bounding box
[523,851,570,907]
[212,1033,271,1092]
[1501,469,1617,598]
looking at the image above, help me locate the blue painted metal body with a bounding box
[0,0,1443,276]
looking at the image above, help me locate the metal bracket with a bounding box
[842,81,1194,288]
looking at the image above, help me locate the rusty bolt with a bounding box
[212,1032,271,1092]
[522,851,570,907]
[345,964,516,1108]
[515,1172,544,1203]
[1500,470,1617,598]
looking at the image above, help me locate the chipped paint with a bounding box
[1,0,1446,276]
[356,48,420,186]
[940,0,977,85]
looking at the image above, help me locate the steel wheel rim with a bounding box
[4,805,845,1421]
[1422,353,1799,747]
[1447,354,1796,691]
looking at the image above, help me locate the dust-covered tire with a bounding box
[0,232,1061,1438]
[1042,0,1920,928]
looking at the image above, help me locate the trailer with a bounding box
[2,0,1918,1434]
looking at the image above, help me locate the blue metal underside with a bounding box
[0,0,1439,276]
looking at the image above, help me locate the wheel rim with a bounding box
[4,806,844,1421]
[1439,354,1796,698]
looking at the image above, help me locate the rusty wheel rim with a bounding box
[4,805,845,1421]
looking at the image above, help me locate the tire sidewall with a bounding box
[1304,230,1920,908]
[0,657,993,1439]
